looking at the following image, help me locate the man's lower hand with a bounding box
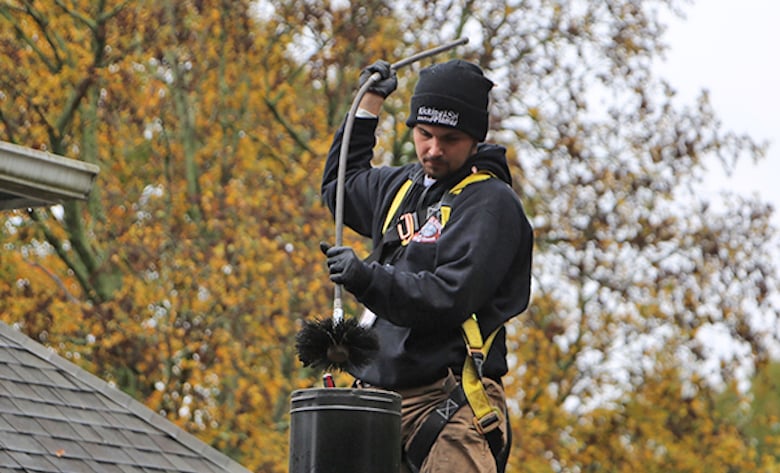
[320,242,371,293]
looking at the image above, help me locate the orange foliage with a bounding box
[2,1,780,472]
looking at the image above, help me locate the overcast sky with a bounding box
[658,0,780,228]
[655,0,780,370]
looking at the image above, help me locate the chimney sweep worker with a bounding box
[321,58,533,473]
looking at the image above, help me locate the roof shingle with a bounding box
[0,322,251,473]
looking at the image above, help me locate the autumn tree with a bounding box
[728,360,780,467]
[2,0,780,472]
[1,0,336,470]
[291,0,780,470]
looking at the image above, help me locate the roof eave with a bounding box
[0,140,100,210]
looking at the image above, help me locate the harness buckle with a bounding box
[473,409,501,435]
[469,349,485,379]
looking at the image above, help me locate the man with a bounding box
[321,58,533,472]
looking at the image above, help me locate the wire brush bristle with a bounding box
[296,317,379,372]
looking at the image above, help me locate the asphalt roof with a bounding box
[0,321,252,473]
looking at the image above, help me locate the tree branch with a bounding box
[25,259,79,303]
[263,97,313,154]
[0,2,61,72]
[26,208,96,300]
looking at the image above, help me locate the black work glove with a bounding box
[359,60,397,98]
[320,242,372,294]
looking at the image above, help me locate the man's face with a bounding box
[413,124,477,179]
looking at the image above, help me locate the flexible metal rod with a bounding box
[333,38,469,320]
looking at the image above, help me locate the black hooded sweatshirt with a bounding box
[322,117,533,389]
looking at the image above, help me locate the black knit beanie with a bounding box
[406,59,494,142]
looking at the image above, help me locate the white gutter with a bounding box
[0,140,100,210]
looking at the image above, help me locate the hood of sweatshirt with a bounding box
[469,143,512,184]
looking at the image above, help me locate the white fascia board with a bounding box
[0,140,100,210]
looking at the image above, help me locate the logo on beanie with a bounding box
[417,106,459,128]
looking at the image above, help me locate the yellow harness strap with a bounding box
[450,170,494,194]
[382,179,413,234]
[446,172,501,432]
[461,315,502,434]
[381,170,502,432]
[383,170,505,468]
[440,171,494,226]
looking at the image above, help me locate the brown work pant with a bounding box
[396,371,508,473]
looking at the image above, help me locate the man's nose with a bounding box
[429,138,443,156]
